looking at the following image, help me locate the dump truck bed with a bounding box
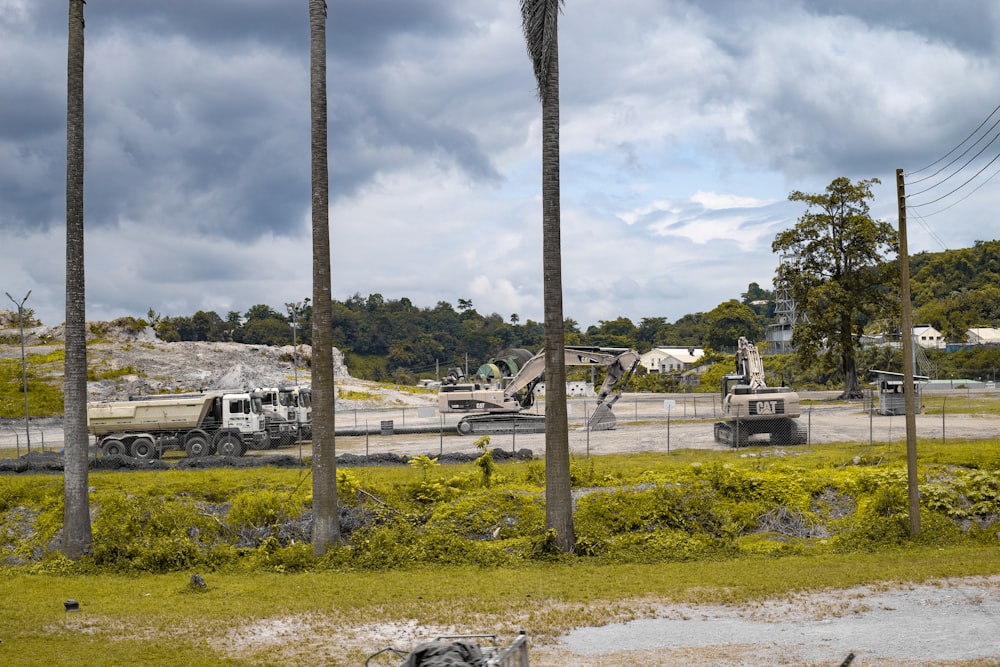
[87,394,215,436]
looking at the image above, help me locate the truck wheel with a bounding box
[185,433,211,457]
[248,431,270,450]
[216,433,246,457]
[457,419,473,436]
[130,437,157,460]
[102,439,126,456]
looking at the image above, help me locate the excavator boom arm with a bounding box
[502,347,640,415]
[735,336,767,389]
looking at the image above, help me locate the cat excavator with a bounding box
[714,336,807,446]
[438,346,640,436]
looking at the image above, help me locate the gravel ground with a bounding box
[543,576,1000,666]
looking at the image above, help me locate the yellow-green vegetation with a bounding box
[87,316,149,343]
[921,393,1000,416]
[381,381,437,395]
[2,441,998,576]
[86,363,145,382]
[337,388,378,401]
[1,441,999,665]
[0,345,146,417]
[0,355,64,418]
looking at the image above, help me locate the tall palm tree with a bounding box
[63,0,92,559]
[309,0,340,552]
[520,0,573,552]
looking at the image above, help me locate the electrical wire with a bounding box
[903,207,948,250]
[906,101,1000,177]
[908,156,1000,220]
[906,113,1000,187]
[907,149,1000,207]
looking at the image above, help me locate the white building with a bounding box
[913,324,945,349]
[966,327,1000,346]
[639,346,705,374]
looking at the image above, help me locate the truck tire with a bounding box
[185,432,211,457]
[130,437,157,460]
[215,432,246,457]
[101,438,126,456]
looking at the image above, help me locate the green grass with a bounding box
[2,441,1000,664]
[1,546,998,666]
[0,356,64,418]
[920,393,1000,416]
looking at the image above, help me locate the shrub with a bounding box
[91,494,221,572]
[426,490,544,540]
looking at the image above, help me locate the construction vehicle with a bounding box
[87,390,268,458]
[255,385,312,447]
[713,336,806,446]
[439,346,640,436]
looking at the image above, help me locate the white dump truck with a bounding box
[255,385,312,447]
[87,390,268,458]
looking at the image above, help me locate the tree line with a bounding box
[143,290,768,383]
[141,214,1000,390]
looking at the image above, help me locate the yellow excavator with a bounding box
[713,336,806,446]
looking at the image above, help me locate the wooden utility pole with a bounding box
[896,168,920,536]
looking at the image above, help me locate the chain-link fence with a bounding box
[2,388,998,460]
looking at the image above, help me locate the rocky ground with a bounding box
[0,319,432,406]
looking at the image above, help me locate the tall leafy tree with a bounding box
[309,0,340,552]
[63,0,92,559]
[521,0,573,552]
[772,177,898,398]
[704,300,763,351]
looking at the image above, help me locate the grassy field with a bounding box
[2,547,999,666]
[2,440,1000,665]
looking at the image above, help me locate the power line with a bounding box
[908,156,1000,221]
[907,148,1000,208]
[906,113,1000,189]
[903,208,948,250]
[906,101,1000,177]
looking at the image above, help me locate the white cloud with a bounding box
[1,0,997,332]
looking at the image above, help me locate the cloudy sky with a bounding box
[2,1,1000,329]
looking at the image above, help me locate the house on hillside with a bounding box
[966,327,1000,346]
[640,346,705,374]
[913,324,945,349]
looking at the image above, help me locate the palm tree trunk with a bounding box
[532,4,574,552]
[63,0,92,560]
[309,0,340,552]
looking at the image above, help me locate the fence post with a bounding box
[942,397,946,446]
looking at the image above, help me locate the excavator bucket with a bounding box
[588,403,618,430]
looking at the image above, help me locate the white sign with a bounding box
[663,399,676,412]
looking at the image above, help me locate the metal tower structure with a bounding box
[766,255,801,354]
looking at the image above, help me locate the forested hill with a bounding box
[89,240,1000,382]
[912,239,1000,340]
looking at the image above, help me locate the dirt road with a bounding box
[333,391,1000,460]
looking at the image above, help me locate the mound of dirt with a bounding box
[0,319,430,407]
